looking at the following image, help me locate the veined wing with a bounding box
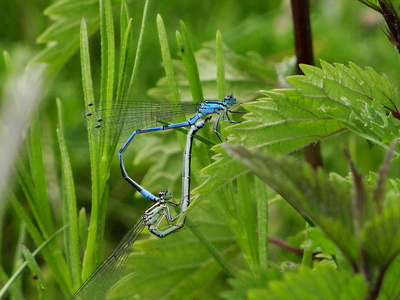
[71,218,146,300]
[86,101,199,143]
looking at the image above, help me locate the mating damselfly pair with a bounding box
[72,95,241,299]
[86,94,240,203]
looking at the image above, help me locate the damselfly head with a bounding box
[224,94,236,105]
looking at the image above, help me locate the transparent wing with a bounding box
[71,218,146,300]
[85,102,199,143]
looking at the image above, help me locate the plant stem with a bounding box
[290,0,323,169]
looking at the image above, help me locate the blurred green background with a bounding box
[2,0,400,298]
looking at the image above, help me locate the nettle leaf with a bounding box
[32,0,121,76]
[288,227,338,256]
[220,268,282,300]
[193,147,248,198]
[267,265,368,300]
[288,61,400,152]
[196,61,400,204]
[224,145,360,263]
[194,88,344,199]
[357,147,400,271]
[232,89,345,151]
[362,204,400,269]
[225,143,400,297]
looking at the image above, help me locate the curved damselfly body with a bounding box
[86,95,241,203]
[72,119,208,299]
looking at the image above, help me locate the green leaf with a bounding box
[56,98,81,288]
[194,88,344,201]
[26,117,54,235]
[203,179,263,274]
[0,223,68,298]
[8,192,71,295]
[115,2,133,103]
[196,61,400,207]
[378,255,400,299]
[361,204,400,269]
[236,174,260,270]
[176,21,203,103]
[78,207,89,253]
[232,90,344,151]
[32,0,101,77]
[125,0,151,101]
[357,0,381,12]
[288,61,400,152]
[157,14,180,104]
[22,244,49,300]
[193,147,248,201]
[220,268,282,300]
[77,0,154,288]
[99,0,115,107]
[79,15,103,283]
[216,30,226,99]
[224,145,359,264]
[267,265,368,300]
[79,17,95,108]
[288,227,338,256]
[185,217,236,277]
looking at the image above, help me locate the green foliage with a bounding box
[32,0,116,78]
[196,61,400,200]
[288,62,400,147]
[268,265,368,300]
[223,142,400,298]
[3,0,400,299]
[78,0,150,289]
[56,98,81,288]
[22,244,49,300]
[0,225,68,298]
[92,11,274,298]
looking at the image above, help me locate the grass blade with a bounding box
[56,98,81,289]
[157,14,180,104]
[176,21,203,103]
[216,30,225,99]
